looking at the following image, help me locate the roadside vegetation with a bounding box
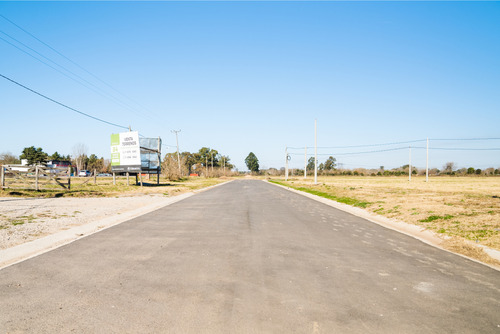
[0,176,229,199]
[269,176,500,265]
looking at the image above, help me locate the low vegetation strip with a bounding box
[269,176,500,265]
[0,176,227,198]
[269,180,371,208]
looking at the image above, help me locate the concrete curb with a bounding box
[0,179,233,270]
[266,180,500,271]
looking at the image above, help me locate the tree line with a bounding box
[0,146,110,174]
[162,147,236,180]
[260,156,500,177]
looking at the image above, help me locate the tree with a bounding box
[467,167,475,175]
[306,157,315,171]
[443,162,455,174]
[196,147,220,168]
[245,152,259,172]
[323,156,337,171]
[87,154,104,173]
[220,155,234,170]
[72,143,88,171]
[0,152,21,165]
[20,146,48,165]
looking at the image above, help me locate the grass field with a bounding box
[269,176,500,264]
[0,175,228,198]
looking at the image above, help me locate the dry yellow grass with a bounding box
[0,176,228,198]
[271,176,500,257]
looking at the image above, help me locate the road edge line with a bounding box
[265,180,500,272]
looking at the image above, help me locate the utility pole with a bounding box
[211,152,214,172]
[285,146,289,181]
[314,119,318,185]
[304,146,307,179]
[171,130,181,175]
[206,156,208,177]
[223,156,226,174]
[426,137,429,182]
[409,146,412,182]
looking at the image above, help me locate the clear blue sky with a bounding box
[1,1,499,171]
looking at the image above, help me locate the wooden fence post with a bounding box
[1,166,4,189]
[126,172,130,186]
[140,173,143,187]
[94,169,97,184]
[113,172,116,185]
[68,167,71,190]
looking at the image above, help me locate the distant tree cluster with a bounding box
[0,145,110,174]
[258,157,499,177]
[162,147,235,180]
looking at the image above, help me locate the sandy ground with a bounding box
[0,195,172,250]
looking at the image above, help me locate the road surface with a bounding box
[0,180,499,333]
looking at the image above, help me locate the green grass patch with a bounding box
[269,180,371,208]
[419,214,454,223]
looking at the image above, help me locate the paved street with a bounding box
[0,180,499,333]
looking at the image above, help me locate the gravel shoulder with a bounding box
[0,181,230,268]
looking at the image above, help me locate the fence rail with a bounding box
[1,164,72,191]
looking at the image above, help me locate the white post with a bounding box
[314,119,318,185]
[35,166,39,191]
[304,146,307,179]
[172,130,181,175]
[426,137,429,182]
[285,146,289,181]
[409,146,412,182]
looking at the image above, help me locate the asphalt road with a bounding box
[0,180,499,333]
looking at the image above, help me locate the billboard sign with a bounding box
[111,131,142,172]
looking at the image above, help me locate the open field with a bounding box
[269,176,500,264]
[0,175,228,198]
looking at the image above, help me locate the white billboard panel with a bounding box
[111,131,141,172]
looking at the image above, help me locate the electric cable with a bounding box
[0,73,129,130]
[0,15,160,119]
[0,32,153,119]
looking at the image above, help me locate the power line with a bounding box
[430,137,500,141]
[0,14,160,119]
[288,138,500,151]
[0,73,129,130]
[429,147,500,151]
[0,31,152,119]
